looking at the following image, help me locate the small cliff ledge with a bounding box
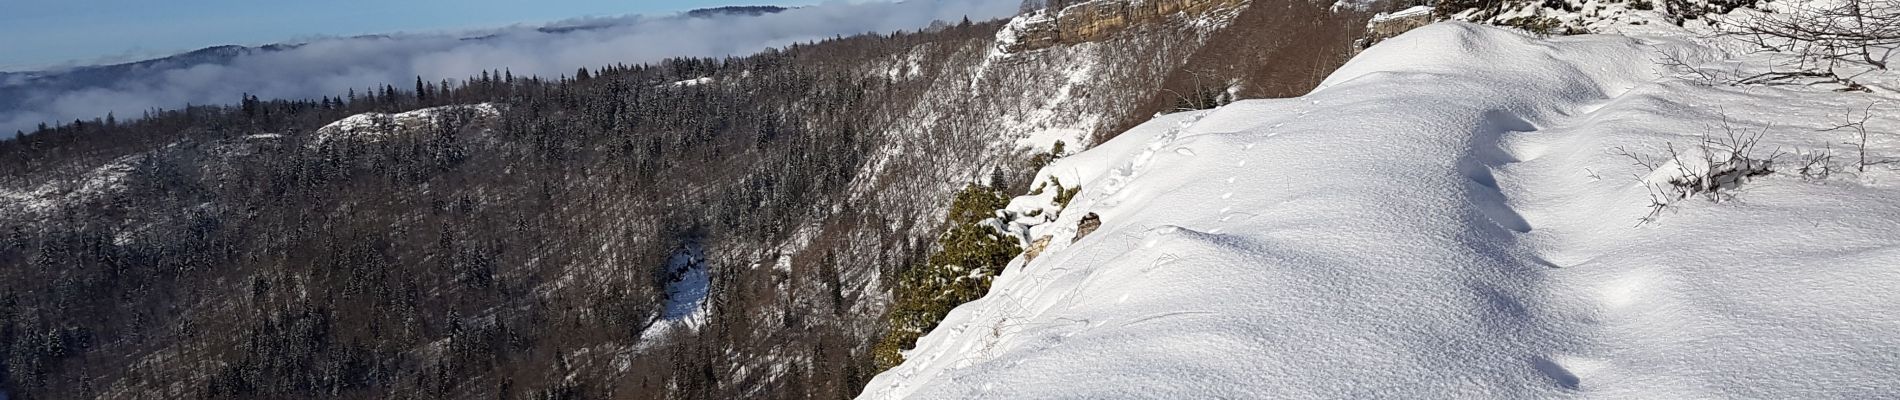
[1006,0,1250,52]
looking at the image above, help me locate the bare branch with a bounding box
[1721,0,1900,89]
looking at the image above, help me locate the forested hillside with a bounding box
[0,0,1369,398]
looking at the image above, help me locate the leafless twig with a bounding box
[1724,0,1900,90]
[1820,102,1884,172]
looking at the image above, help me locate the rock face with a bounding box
[1074,212,1103,242]
[1024,236,1055,261]
[1007,0,1251,52]
[1362,6,1435,50]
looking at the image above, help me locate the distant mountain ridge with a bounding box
[684,5,792,18]
[1,5,792,78]
[0,4,792,130]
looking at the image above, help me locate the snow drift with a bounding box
[863,22,1900,398]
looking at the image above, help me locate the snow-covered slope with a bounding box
[863,22,1900,398]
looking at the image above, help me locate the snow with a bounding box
[309,103,498,147]
[1008,56,1102,153]
[1331,0,1379,12]
[1442,0,1710,34]
[885,50,929,81]
[639,244,711,342]
[660,244,710,321]
[862,22,1900,398]
[669,77,713,87]
[990,10,1050,56]
[0,153,143,219]
[1372,5,1434,23]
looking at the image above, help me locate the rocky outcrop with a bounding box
[1006,0,1250,52]
[1073,212,1102,242]
[1024,236,1055,261]
[1358,6,1434,51]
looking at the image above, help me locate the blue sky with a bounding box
[0,0,820,70]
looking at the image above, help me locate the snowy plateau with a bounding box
[864,20,1900,399]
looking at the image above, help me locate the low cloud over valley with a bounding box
[0,0,1019,136]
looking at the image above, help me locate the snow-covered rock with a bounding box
[0,153,144,219]
[309,103,499,147]
[669,77,713,87]
[1371,5,1434,23]
[863,22,1900,398]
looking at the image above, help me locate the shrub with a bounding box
[873,184,1022,370]
[1614,120,1782,224]
[1500,16,1567,35]
[1028,140,1068,171]
[1050,176,1082,208]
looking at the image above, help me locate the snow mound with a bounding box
[862,22,1900,398]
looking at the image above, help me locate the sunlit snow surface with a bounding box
[864,22,1900,398]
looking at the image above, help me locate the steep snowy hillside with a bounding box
[864,22,1900,398]
[0,0,1378,396]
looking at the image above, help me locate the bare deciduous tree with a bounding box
[1729,0,1900,89]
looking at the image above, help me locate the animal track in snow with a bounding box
[1121,311,1217,328]
[1094,112,1211,205]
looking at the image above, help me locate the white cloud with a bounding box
[0,0,1020,136]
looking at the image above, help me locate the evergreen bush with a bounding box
[873,184,1021,370]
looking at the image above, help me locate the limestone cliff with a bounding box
[1005,0,1251,52]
